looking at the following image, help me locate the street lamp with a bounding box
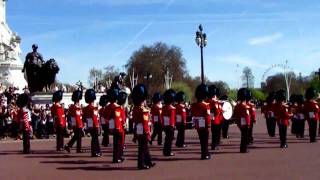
[195,24,208,84]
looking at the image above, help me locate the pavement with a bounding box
[1,111,320,180]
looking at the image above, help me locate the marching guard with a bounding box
[99,95,110,147]
[233,88,250,153]
[246,89,256,145]
[191,84,211,160]
[304,87,319,143]
[162,89,176,156]
[17,93,31,154]
[51,90,66,151]
[208,85,222,150]
[275,89,291,148]
[65,90,83,153]
[83,89,101,157]
[264,93,277,137]
[150,93,163,145]
[106,88,125,163]
[117,91,128,155]
[175,91,187,148]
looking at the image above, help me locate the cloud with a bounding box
[66,0,170,6]
[216,55,269,69]
[248,33,283,45]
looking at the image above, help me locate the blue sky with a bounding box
[5,0,320,88]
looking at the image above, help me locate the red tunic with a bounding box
[132,105,151,136]
[304,100,319,121]
[82,104,99,128]
[99,106,106,126]
[274,103,290,126]
[175,103,187,125]
[19,108,31,131]
[151,103,163,124]
[51,103,66,128]
[296,104,306,121]
[113,106,126,133]
[162,104,176,127]
[233,102,251,127]
[68,104,83,128]
[191,102,211,129]
[263,103,276,119]
[104,103,119,125]
[208,98,222,125]
[247,102,257,123]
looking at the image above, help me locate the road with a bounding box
[1,111,320,180]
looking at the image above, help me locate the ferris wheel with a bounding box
[261,60,294,100]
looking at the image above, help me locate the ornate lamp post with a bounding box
[195,24,208,84]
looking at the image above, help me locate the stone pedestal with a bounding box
[0,0,27,90]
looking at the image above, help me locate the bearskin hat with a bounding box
[52,90,63,103]
[152,92,162,104]
[175,91,186,103]
[208,85,220,98]
[85,89,96,103]
[163,89,176,105]
[72,90,82,102]
[16,93,29,108]
[195,84,208,101]
[305,87,317,100]
[131,84,148,105]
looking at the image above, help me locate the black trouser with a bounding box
[22,130,30,153]
[240,126,249,152]
[248,123,254,144]
[46,121,54,135]
[90,128,101,156]
[308,120,318,142]
[113,130,124,162]
[138,134,152,168]
[163,126,174,156]
[211,124,221,148]
[56,126,64,151]
[151,123,163,145]
[221,120,230,138]
[296,120,305,138]
[11,122,19,138]
[67,128,83,152]
[278,124,287,147]
[176,123,185,147]
[101,124,109,146]
[291,118,298,135]
[266,118,276,137]
[197,129,209,158]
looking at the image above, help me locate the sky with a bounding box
[5,0,320,88]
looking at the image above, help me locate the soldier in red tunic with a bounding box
[99,95,110,147]
[191,84,211,159]
[106,88,125,163]
[51,90,66,151]
[175,91,187,148]
[304,87,319,143]
[162,89,176,156]
[208,85,222,150]
[233,88,250,153]
[83,89,101,157]
[246,89,256,145]
[295,94,306,138]
[65,90,83,153]
[115,91,128,162]
[275,89,291,148]
[131,84,155,169]
[150,93,163,145]
[17,94,31,154]
[263,92,277,137]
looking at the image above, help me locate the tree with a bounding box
[210,81,230,97]
[125,42,187,96]
[242,67,254,88]
[171,82,193,102]
[88,68,103,89]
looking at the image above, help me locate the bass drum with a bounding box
[221,101,234,120]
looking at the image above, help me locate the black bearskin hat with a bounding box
[52,90,63,103]
[237,88,247,101]
[99,95,109,107]
[163,89,176,105]
[85,89,96,103]
[276,89,286,102]
[17,93,29,108]
[195,84,208,101]
[175,91,186,103]
[118,91,128,106]
[131,84,148,105]
[208,85,220,98]
[72,90,82,102]
[305,87,317,100]
[152,92,162,104]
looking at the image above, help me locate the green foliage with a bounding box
[250,88,267,100]
[171,82,193,102]
[227,89,238,101]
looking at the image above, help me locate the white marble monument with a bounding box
[0,0,27,90]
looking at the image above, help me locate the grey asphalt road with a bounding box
[1,111,320,180]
